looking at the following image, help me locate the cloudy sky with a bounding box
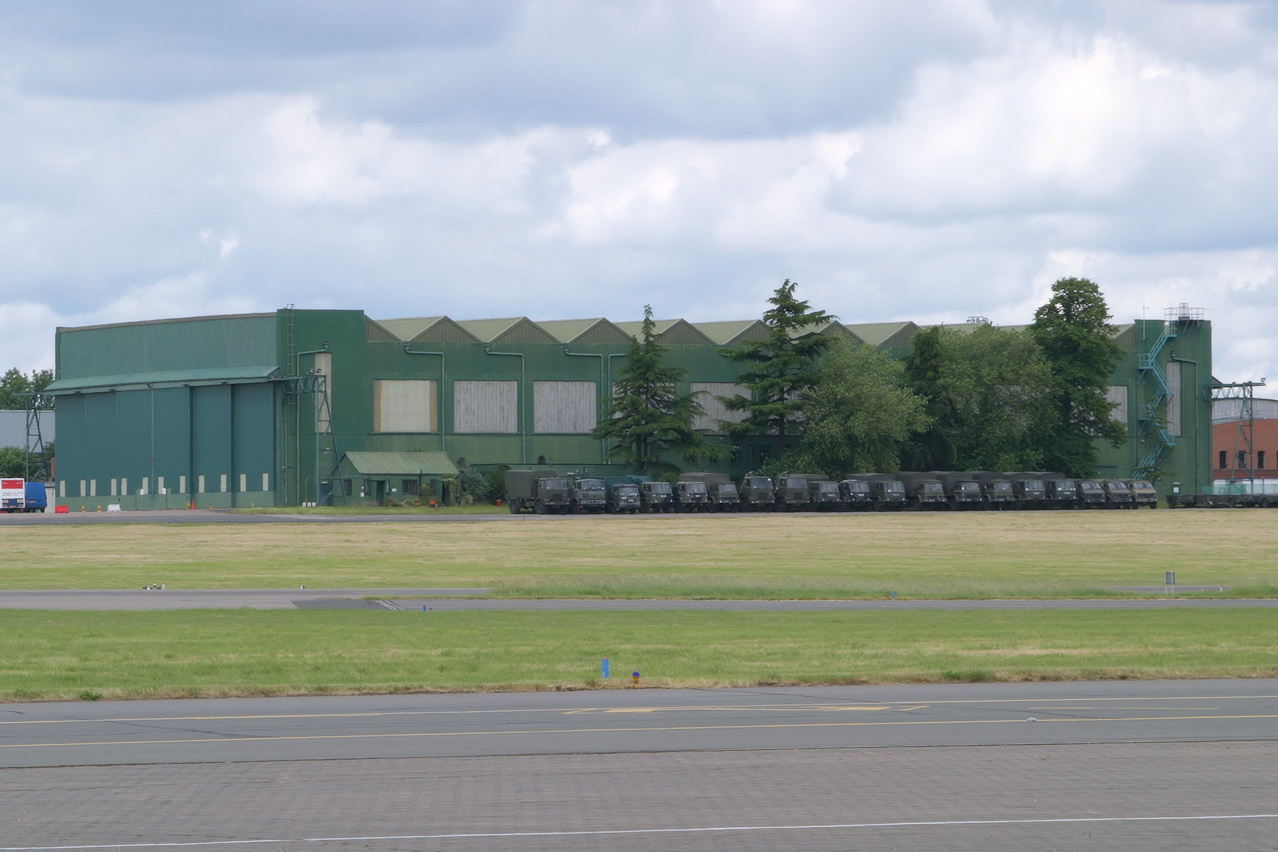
[2,1,1276,382]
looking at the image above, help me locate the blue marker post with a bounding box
[601,658,610,679]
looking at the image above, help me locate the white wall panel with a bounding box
[1166,360,1182,436]
[374,380,437,433]
[1106,385,1129,426]
[534,381,597,433]
[454,380,518,433]
[691,382,749,432]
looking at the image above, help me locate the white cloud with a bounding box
[0,1,1275,385]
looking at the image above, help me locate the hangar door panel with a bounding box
[691,382,749,432]
[534,381,597,433]
[374,380,437,433]
[454,381,518,434]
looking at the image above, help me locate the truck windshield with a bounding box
[884,482,904,495]
[746,478,771,488]
[718,484,738,495]
[541,478,569,490]
[683,482,707,493]
[923,483,944,495]
[579,480,604,490]
[616,485,638,496]
[817,482,839,494]
[650,482,672,494]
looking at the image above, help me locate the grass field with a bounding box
[4,511,1277,701]
[3,608,1276,702]
[3,511,1277,598]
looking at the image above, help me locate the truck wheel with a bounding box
[533,501,547,515]
[509,501,519,514]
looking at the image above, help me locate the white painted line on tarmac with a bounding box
[5,712,1278,751]
[3,813,1277,849]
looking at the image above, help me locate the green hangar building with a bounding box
[47,306,1213,509]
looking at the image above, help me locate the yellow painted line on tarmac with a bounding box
[4,713,1277,751]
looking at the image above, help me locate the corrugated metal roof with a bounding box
[457,318,558,344]
[538,318,633,345]
[375,317,480,344]
[614,319,716,345]
[695,320,770,345]
[45,366,280,394]
[844,321,918,347]
[343,451,459,476]
[0,410,53,449]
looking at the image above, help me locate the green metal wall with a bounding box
[51,308,1216,508]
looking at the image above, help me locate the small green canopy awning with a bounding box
[342,452,459,477]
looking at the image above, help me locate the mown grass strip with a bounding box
[2,512,1277,597]
[3,608,1276,702]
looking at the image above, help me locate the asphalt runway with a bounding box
[2,680,1276,850]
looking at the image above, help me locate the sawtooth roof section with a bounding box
[343,451,459,477]
[791,320,860,342]
[373,317,480,344]
[844,322,919,348]
[694,320,770,346]
[614,319,716,345]
[538,318,633,345]
[457,317,559,345]
[1113,323,1136,350]
[365,318,400,343]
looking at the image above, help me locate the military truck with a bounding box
[639,479,676,513]
[807,476,843,510]
[934,471,983,510]
[1038,474,1079,508]
[970,471,1015,507]
[603,478,641,514]
[1075,479,1108,508]
[568,475,606,514]
[1102,479,1136,509]
[838,477,874,510]
[738,473,775,511]
[674,480,710,512]
[773,473,812,511]
[1121,478,1158,508]
[504,469,572,514]
[897,472,947,510]
[862,474,907,510]
[679,472,740,511]
[1006,473,1049,510]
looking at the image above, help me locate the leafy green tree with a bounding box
[795,339,930,476]
[900,326,956,470]
[0,369,52,410]
[592,305,723,475]
[1030,277,1126,476]
[940,325,1056,470]
[719,279,834,460]
[0,446,30,478]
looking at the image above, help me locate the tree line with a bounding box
[0,369,54,478]
[593,277,1125,479]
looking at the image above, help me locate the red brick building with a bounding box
[1212,396,1278,485]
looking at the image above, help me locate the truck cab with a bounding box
[569,477,606,514]
[639,480,675,513]
[807,478,842,510]
[773,474,810,511]
[738,474,775,511]
[674,480,709,512]
[605,481,640,514]
[838,478,873,510]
